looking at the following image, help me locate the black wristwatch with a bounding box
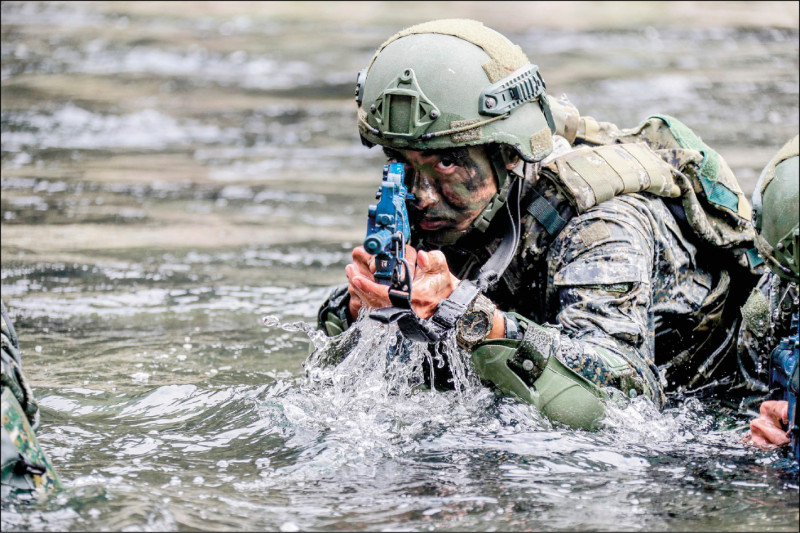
[428,280,496,349]
[455,293,496,350]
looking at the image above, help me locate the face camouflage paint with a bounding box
[383,146,497,240]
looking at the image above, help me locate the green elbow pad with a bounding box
[471,340,606,430]
[323,314,345,337]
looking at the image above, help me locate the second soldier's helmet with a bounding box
[355,19,556,171]
[752,134,799,281]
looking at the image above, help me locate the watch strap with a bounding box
[470,293,496,318]
[430,280,481,331]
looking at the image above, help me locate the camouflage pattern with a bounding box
[550,96,759,268]
[1,302,60,497]
[734,136,799,407]
[736,255,799,405]
[319,97,761,408]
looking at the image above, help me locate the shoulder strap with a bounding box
[541,143,681,214]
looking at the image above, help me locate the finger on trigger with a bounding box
[353,247,372,265]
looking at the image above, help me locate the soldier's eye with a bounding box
[435,158,456,172]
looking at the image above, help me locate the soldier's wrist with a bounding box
[486,309,506,340]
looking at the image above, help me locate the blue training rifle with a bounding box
[363,163,414,295]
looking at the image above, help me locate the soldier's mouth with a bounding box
[418,218,452,231]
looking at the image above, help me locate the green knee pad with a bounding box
[472,341,606,430]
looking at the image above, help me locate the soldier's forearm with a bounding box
[471,314,607,430]
[471,306,669,422]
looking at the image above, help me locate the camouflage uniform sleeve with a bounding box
[1,303,39,431]
[737,273,774,394]
[475,196,665,411]
[467,196,658,427]
[737,272,798,395]
[2,301,61,495]
[542,197,665,407]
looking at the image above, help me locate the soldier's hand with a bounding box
[346,245,418,317]
[409,250,460,319]
[745,400,790,449]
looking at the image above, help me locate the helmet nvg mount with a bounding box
[752,134,799,282]
[354,19,556,241]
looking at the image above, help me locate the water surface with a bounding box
[2,2,798,531]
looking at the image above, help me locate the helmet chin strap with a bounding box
[471,145,513,233]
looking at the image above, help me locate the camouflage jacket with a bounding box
[736,271,799,406]
[319,98,762,408]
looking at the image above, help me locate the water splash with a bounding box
[259,312,496,450]
[263,313,483,404]
[256,314,501,485]
[259,313,718,447]
[262,314,328,349]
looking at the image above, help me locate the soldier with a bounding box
[318,19,763,428]
[738,135,799,451]
[1,301,60,497]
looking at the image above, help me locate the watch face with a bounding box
[459,310,492,342]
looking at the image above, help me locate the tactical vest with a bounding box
[521,98,764,390]
[542,95,761,273]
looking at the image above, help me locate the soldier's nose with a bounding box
[411,176,439,210]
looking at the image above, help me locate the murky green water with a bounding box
[2,1,798,531]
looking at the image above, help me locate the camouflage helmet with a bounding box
[752,134,799,281]
[355,19,556,170]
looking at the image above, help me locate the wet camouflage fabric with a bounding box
[450,180,746,408]
[1,302,60,496]
[735,271,799,406]
[549,96,758,265]
[319,97,760,408]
